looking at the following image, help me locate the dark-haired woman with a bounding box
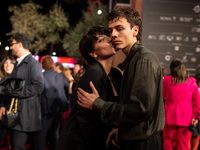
[56,25,122,150]
[0,56,15,149]
[162,59,200,150]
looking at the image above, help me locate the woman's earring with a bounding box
[94,54,98,59]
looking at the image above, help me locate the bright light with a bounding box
[0,42,1,46]
[52,52,56,56]
[97,10,102,15]
[5,46,9,51]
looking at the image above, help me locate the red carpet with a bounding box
[0,134,50,150]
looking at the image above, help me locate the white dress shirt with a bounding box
[16,52,31,66]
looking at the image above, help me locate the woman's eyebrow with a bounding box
[96,35,104,38]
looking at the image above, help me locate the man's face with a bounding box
[108,17,138,55]
[10,39,20,57]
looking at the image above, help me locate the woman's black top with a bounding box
[56,61,122,150]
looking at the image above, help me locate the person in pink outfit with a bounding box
[162,59,200,150]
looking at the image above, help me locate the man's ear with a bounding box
[132,25,139,37]
[18,42,23,48]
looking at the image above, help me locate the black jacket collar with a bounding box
[118,41,142,71]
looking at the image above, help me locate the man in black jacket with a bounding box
[77,8,165,150]
[0,33,44,150]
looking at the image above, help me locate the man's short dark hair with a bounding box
[13,33,30,49]
[55,62,64,72]
[107,8,142,42]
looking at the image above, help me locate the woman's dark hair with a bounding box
[79,25,110,64]
[170,59,188,85]
[73,68,86,90]
[13,33,30,49]
[42,55,54,70]
[1,56,15,75]
[107,8,142,42]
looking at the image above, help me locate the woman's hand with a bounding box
[191,118,198,127]
[105,128,120,149]
[0,107,6,120]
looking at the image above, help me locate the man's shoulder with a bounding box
[139,47,160,63]
[25,54,41,65]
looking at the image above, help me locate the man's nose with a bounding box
[110,29,118,39]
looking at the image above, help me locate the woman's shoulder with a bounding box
[188,77,196,82]
[187,77,198,86]
[84,62,104,76]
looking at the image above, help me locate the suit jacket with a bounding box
[56,61,122,150]
[41,70,69,115]
[9,54,44,132]
[163,75,200,126]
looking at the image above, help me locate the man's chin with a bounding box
[12,52,17,57]
[115,48,122,52]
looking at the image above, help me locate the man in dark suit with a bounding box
[0,33,44,150]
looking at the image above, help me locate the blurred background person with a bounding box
[54,62,74,126]
[72,63,81,78]
[162,59,200,150]
[0,56,15,149]
[0,57,15,82]
[195,73,200,91]
[162,66,167,78]
[37,55,69,150]
[0,33,44,150]
[54,62,66,80]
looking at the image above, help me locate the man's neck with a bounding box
[123,41,138,57]
[18,50,30,58]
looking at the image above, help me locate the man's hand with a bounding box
[77,81,99,110]
[0,107,6,120]
[105,128,120,149]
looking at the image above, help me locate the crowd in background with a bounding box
[0,39,200,150]
[0,50,83,150]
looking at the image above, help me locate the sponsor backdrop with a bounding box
[142,0,200,76]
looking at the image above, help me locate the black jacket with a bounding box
[93,42,165,141]
[8,54,44,132]
[0,74,11,108]
[56,61,122,150]
[41,70,69,114]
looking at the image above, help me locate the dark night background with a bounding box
[0,0,89,58]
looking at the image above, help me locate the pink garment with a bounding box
[163,76,200,126]
[163,125,190,150]
[163,76,200,150]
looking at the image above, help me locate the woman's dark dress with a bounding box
[56,61,122,150]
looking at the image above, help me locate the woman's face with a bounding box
[4,59,14,74]
[92,34,116,60]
